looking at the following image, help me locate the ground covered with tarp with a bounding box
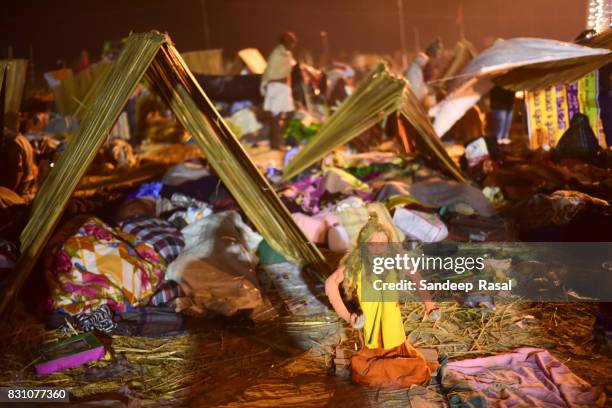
[0,282,610,406]
[1,135,611,406]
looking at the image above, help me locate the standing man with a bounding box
[489,85,515,144]
[405,53,434,109]
[261,32,297,150]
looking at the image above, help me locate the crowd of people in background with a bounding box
[3,28,612,214]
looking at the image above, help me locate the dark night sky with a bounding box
[1,0,588,74]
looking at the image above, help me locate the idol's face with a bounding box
[368,232,389,255]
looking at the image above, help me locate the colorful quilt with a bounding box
[47,217,166,315]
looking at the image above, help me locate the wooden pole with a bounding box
[200,0,212,49]
[397,0,408,70]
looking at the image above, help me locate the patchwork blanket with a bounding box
[121,217,184,263]
[47,217,166,315]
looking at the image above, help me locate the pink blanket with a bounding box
[447,348,606,407]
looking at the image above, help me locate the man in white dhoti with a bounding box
[261,32,298,150]
[405,52,435,108]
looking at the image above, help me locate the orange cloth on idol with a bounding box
[350,335,438,388]
[350,264,438,387]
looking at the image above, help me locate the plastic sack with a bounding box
[554,113,600,163]
[392,208,448,243]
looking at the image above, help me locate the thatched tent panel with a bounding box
[146,42,328,277]
[0,59,28,115]
[0,31,330,317]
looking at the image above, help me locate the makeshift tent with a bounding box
[579,28,612,49]
[237,48,267,74]
[0,59,28,115]
[225,48,267,75]
[0,31,329,318]
[51,62,113,117]
[351,54,388,73]
[281,64,465,183]
[430,38,612,136]
[180,49,225,75]
[398,88,465,182]
[440,40,477,86]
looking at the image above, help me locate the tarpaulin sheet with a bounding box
[431,38,612,136]
[195,73,262,103]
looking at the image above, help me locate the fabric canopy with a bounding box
[281,64,464,183]
[0,31,328,317]
[430,38,612,136]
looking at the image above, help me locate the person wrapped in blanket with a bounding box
[0,114,39,203]
[45,215,183,317]
[325,213,439,388]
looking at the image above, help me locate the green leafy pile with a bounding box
[284,118,322,142]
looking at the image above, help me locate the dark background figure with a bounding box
[261,32,298,150]
[78,50,91,71]
[489,85,515,143]
[424,37,443,83]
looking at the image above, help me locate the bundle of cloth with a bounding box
[101,162,268,319]
[118,162,219,230]
[290,176,507,253]
[376,178,514,243]
[280,167,373,215]
[44,160,274,326]
[165,211,267,318]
